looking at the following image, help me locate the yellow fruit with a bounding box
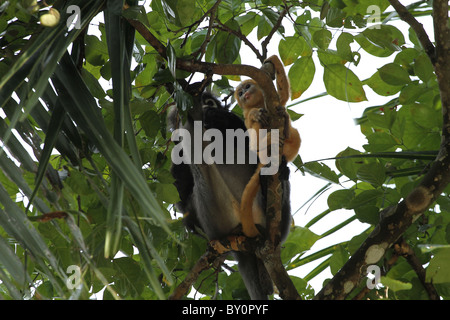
[40,8,60,27]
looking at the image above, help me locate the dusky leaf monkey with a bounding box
[234,55,301,238]
[168,89,291,299]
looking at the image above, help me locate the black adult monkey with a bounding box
[168,90,292,300]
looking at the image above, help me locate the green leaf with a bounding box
[304,161,340,184]
[426,248,450,284]
[365,70,403,96]
[323,64,367,102]
[282,226,320,263]
[364,132,398,152]
[348,189,383,209]
[336,32,355,62]
[356,162,386,187]
[329,245,349,275]
[290,276,315,300]
[399,82,429,104]
[414,53,434,83]
[288,56,315,99]
[152,183,180,204]
[336,147,364,181]
[327,189,355,211]
[354,205,380,225]
[313,29,332,50]
[279,36,305,65]
[409,103,441,129]
[378,63,411,86]
[355,25,404,57]
[380,276,412,292]
[215,20,241,64]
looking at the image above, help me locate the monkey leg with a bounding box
[283,126,301,162]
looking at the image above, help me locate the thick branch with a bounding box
[128,13,295,299]
[168,247,225,300]
[126,17,279,105]
[387,0,436,62]
[394,240,439,300]
[257,240,301,300]
[315,1,450,300]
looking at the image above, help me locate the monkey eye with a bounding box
[245,84,251,90]
[238,90,243,97]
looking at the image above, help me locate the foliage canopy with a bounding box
[0,0,449,300]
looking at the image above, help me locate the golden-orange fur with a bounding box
[234,55,301,237]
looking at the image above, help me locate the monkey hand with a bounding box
[248,108,269,128]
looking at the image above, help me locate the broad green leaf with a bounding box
[313,29,332,50]
[409,103,441,129]
[348,189,383,209]
[356,162,386,187]
[336,32,355,62]
[282,226,320,263]
[327,189,355,210]
[378,63,411,86]
[215,20,241,64]
[279,36,305,65]
[414,53,434,83]
[323,64,367,102]
[367,107,397,130]
[290,276,315,300]
[304,161,340,184]
[399,82,429,104]
[289,56,315,99]
[364,70,402,96]
[364,132,399,152]
[235,12,259,36]
[318,50,347,66]
[355,25,405,57]
[354,205,380,225]
[394,48,420,71]
[380,276,412,292]
[335,147,364,181]
[329,245,349,275]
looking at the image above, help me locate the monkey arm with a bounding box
[264,55,290,106]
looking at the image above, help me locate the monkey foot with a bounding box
[210,235,247,254]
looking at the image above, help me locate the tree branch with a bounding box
[168,247,226,300]
[127,13,297,299]
[387,0,436,62]
[126,18,279,105]
[215,20,264,62]
[394,240,439,300]
[261,8,288,61]
[315,0,450,300]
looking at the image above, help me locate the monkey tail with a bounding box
[240,163,264,237]
[234,252,273,300]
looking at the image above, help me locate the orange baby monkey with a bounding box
[235,55,301,237]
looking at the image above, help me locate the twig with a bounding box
[127,10,298,300]
[394,240,440,300]
[387,0,436,62]
[168,247,225,300]
[261,8,288,60]
[215,20,264,62]
[126,18,278,103]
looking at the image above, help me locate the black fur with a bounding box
[169,92,291,299]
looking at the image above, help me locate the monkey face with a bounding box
[235,80,264,109]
